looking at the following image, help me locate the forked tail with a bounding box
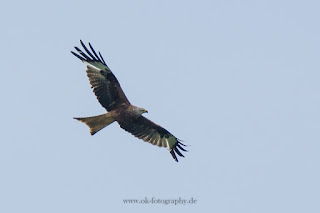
[74,113,115,135]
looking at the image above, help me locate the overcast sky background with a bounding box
[1,0,319,212]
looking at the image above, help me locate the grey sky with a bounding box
[1,0,319,212]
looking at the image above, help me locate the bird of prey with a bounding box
[71,41,186,162]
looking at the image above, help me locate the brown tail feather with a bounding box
[74,113,115,135]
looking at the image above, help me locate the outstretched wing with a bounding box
[71,40,130,111]
[118,116,187,162]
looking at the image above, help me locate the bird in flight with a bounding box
[71,41,187,162]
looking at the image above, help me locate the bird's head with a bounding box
[132,106,148,117]
[138,107,148,114]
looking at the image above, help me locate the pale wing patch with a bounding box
[84,61,110,71]
[156,138,163,147]
[151,132,162,147]
[134,126,179,150]
[142,129,155,141]
[166,135,177,150]
[150,132,160,146]
[163,138,169,149]
[160,138,167,148]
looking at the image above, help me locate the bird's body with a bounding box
[72,41,186,161]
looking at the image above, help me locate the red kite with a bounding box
[72,41,186,162]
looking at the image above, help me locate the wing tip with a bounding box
[71,40,107,66]
[170,149,179,162]
[169,138,187,162]
[71,51,85,61]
